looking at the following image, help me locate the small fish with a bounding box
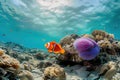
[45,41,65,54]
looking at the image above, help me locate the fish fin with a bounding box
[51,41,56,44]
[54,50,65,54]
[48,49,53,53]
[54,51,59,54]
[60,49,65,54]
[54,44,65,54]
[57,44,62,47]
[57,44,63,49]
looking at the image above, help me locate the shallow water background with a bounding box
[0,0,120,50]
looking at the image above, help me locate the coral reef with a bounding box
[97,39,116,55]
[37,60,53,69]
[58,34,83,63]
[92,30,114,42]
[82,34,95,40]
[18,70,34,80]
[91,30,120,56]
[97,39,120,55]
[112,73,120,80]
[43,65,66,80]
[58,30,119,70]
[57,53,83,63]
[0,68,7,80]
[112,41,120,53]
[21,61,34,71]
[0,49,20,69]
[60,34,80,54]
[33,52,48,60]
[0,49,5,56]
[0,48,35,80]
[99,61,117,80]
[0,48,21,80]
[0,30,120,80]
[60,34,79,46]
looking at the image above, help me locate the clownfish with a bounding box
[45,41,65,54]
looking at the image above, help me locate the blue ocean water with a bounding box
[0,0,120,50]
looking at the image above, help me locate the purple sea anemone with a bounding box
[73,37,100,60]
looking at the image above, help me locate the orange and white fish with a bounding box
[45,41,65,54]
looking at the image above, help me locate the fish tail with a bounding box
[60,49,65,54]
[54,51,59,54]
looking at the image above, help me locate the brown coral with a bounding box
[18,70,34,80]
[82,34,95,40]
[57,53,83,63]
[112,41,120,54]
[58,34,83,63]
[60,34,79,54]
[0,49,20,69]
[43,65,66,80]
[92,30,114,42]
[99,61,117,80]
[0,49,5,56]
[97,39,116,55]
[22,61,34,71]
[60,34,79,46]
